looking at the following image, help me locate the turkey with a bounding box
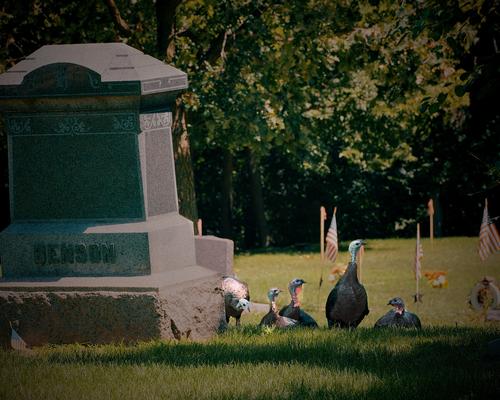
[260,288,298,328]
[374,297,421,329]
[325,239,369,328]
[279,278,318,327]
[222,276,250,326]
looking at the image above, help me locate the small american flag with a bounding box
[415,223,423,280]
[325,208,338,263]
[479,199,500,261]
[10,325,27,351]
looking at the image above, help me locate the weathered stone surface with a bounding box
[195,236,234,275]
[0,270,226,348]
[139,112,178,217]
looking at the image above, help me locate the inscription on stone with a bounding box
[33,243,117,265]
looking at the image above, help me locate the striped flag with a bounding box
[415,223,423,280]
[479,199,500,261]
[10,325,27,351]
[325,208,338,262]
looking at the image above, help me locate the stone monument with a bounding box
[0,43,233,347]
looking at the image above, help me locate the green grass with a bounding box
[1,237,499,399]
[1,327,499,399]
[235,237,500,327]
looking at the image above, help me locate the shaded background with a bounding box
[0,0,499,250]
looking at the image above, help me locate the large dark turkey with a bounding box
[222,276,250,326]
[325,239,369,328]
[279,278,318,327]
[260,288,298,328]
[374,297,421,329]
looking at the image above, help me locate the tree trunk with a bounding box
[155,0,182,61]
[247,148,270,247]
[156,0,198,233]
[221,149,234,239]
[172,97,199,232]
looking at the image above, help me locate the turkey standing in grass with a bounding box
[260,288,298,328]
[374,297,421,329]
[222,276,250,326]
[279,278,318,327]
[325,239,369,328]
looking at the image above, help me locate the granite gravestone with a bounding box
[0,43,233,346]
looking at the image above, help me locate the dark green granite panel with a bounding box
[11,134,144,220]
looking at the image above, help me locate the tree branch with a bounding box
[104,0,131,37]
[203,5,268,65]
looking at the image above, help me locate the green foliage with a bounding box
[187,0,499,245]
[0,0,158,70]
[0,0,498,245]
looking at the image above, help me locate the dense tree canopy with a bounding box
[1,0,499,248]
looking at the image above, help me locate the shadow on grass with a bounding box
[13,327,500,399]
[0,326,492,400]
[40,327,499,366]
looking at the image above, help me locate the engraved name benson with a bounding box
[34,243,117,265]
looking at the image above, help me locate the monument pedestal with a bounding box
[0,267,226,347]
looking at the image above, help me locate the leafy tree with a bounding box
[0,0,498,247]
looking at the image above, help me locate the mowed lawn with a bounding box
[235,237,500,327]
[1,237,499,400]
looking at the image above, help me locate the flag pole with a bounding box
[320,206,326,261]
[430,213,433,244]
[197,218,203,236]
[358,242,364,284]
[416,223,420,303]
[318,206,326,311]
[428,199,434,246]
[482,198,488,278]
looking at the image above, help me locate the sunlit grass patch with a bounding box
[234,237,500,328]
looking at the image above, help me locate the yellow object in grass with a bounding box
[328,264,347,283]
[423,271,448,288]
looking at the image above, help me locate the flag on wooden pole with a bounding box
[9,322,27,351]
[479,199,500,261]
[325,207,338,263]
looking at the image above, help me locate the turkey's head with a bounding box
[388,297,405,315]
[348,239,366,263]
[289,278,306,307]
[235,298,250,312]
[267,288,281,302]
